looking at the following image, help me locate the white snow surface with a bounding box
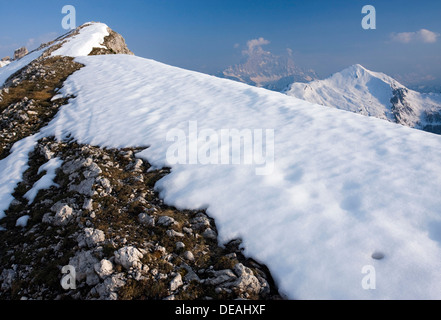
[0,136,38,219]
[2,51,441,299]
[51,22,109,58]
[0,22,108,87]
[0,61,11,68]
[0,49,44,87]
[16,215,30,228]
[24,158,62,204]
[285,64,441,128]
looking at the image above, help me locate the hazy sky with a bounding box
[1,0,440,87]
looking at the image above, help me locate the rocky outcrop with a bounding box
[89,28,134,56]
[14,47,28,60]
[390,87,417,128]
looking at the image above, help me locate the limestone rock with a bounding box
[138,213,154,226]
[79,228,105,248]
[166,229,185,238]
[202,228,217,240]
[51,202,75,226]
[91,273,126,300]
[204,269,237,286]
[14,47,28,60]
[231,263,261,295]
[157,216,176,227]
[182,251,194,261]
[169,274,183,291]
[69,250,100,286]
[94,259,114,279]
[114,246,143,270]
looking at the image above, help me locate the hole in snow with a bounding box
[371,251,385,260]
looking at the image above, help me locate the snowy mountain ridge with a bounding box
[285,64,441,134]
[2,22,441,300]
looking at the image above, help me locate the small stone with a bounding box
[83,198,93,211]
[191,215,211,230]
[151,268,158,276]
[126,158,144,172]
[42,213,53,224]
[83,162,102,178]
[204,269,237,286]
[176,242,185,250]
[83,228,105,248]
[169,274,183,291]
[69,178,95,196]
[94,259,114,279]
[114,246,143,270]
[166,229,185,238]
[183,251,194,261]
[138,213,155,226]
[202,228,217,240]
[183,227,193,234]
[69,250,100,286]
[157,216,176,227]
[51,203,75,226]
[231,263,261,295]
[92,273,126,300]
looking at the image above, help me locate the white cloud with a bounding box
[391,29,439,44]
[419,29,439,43]
[26,38,36,48]
[243,37,270,55]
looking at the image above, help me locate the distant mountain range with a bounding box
[219,48,317,92]
[285,64,441,134]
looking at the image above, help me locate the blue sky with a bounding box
[1,0,440,87]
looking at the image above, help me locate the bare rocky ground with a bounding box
[0,25,283,300]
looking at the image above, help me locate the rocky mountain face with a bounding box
[1,50,27,70]
[0,48,29,69]
[286,64,441,134]
[0,23,281,300]
[14,47,29,60]
[221,49,317,92]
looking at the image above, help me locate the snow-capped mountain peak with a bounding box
[286,64,441,133]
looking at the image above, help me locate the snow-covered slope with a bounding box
[50,22,109,57]
[0,61,10,68]
[285,64,441,133]
[0,50,44,87]
[0,22,110,88]
[3,23,441,299]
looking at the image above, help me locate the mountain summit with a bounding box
[285,64,441,134]
[221,47,317,92]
